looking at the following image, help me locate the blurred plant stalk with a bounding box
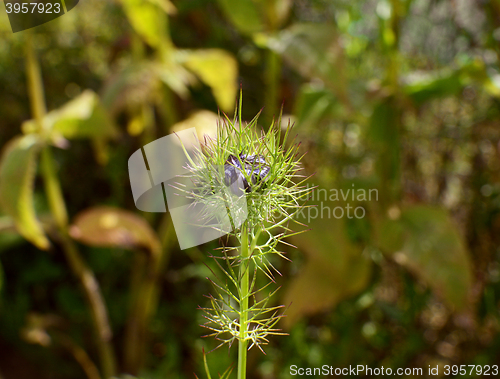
[123,213,175,373]
[263,50,281,126]
[24,31,117,379]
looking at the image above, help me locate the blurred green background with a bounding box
[1,0,500,378]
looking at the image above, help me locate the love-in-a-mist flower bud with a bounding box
[224,152,271,194]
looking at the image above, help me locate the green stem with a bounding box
[154,21,179,134]
[124,215,174,373]
[40,148,68,229]
[60,0,68,13]
[238,222,250,379]
[158,81,179,133]
[25,32,47,136]
[25,32,117,379]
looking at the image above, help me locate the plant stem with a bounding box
[54,332,102,379]
[40,148,68,229]
[124,215,174,373]
[238,221,250,379]
[59,233,117,379]
[25,31,117,379]
[60,0,68,13]
[156,82,179,134]
[25,32,47,136]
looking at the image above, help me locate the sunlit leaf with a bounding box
[69,206,161,254]
[377,205,473,309]
[216,0,264,36]
[156,57,195,99]
[171,110,219,140]
[22,90,118,140]
[146,0,176,15]
[284,216,371,327]
[180,49,238,112]
[0,135,49,250]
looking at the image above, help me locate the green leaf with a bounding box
[156,56,195,99]
[403,60,494,105]
[180,49,238,112]
[22,90,118,141]
[69,206,161,254]
[377,205,473,309]
[146,0,176,14]
[284,216,371,327]
[120,0,172,48]
[0,135,50,250]
[404,68,464,105]
[216,0,264,36]
[375,216,405,253]
[202,349,212,379]
[270,24,347,97]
